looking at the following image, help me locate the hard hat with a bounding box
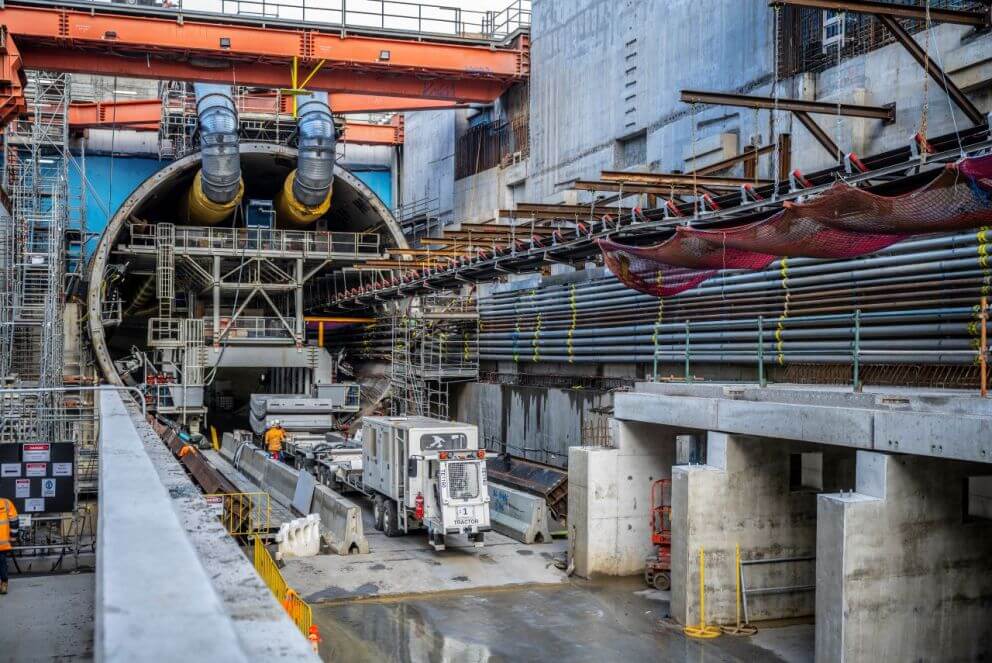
[309,625,319,634]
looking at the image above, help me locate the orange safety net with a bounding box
[599,154,992,297]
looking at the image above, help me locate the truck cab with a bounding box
[362,416,491,551]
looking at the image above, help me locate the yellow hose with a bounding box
[275,169,332,227]
[184,170,244,225]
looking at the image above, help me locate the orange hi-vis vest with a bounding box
[0,498,18,552]
[265,427,285,453]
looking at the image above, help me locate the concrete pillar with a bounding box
[671,432,854,627]
[816,451,992,663]
[568,421,675,578]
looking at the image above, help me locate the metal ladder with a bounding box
[157,223,176,318]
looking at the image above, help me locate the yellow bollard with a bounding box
[722,543,758,636]
[683,547,721,639]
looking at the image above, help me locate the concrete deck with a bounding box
[615,382,992,463]
[282,497,568,602]
[97,391,316,662]
[0,573,94,662]
[310,576,813,663]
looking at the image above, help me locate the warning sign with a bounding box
[22,444,51,463]
[0,442,75,514]
[25,463,47,478]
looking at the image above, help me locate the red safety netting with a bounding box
[599,154,992,297]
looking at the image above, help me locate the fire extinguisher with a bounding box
[414,492,424,521]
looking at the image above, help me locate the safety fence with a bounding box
[253,535,313,637]
[207,492,271,537]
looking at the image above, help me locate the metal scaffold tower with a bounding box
[0,71,92,446]
[389,292,479,420]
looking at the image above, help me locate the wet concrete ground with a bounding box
[311,576,813,663]
[0,572,94,662]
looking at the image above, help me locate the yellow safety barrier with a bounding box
[722,543,758,636]
[253,536,313,637]
[683,547,721,639]
[207,492,271,537]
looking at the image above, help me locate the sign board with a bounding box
[0,443,76,513]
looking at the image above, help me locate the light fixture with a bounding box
[113,90,138,96]
[378,50,391,61]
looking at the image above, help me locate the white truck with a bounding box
[357,416,492,551]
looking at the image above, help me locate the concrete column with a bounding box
[816,451,992,663]
[671,432,854,626]
[568,421,675,578]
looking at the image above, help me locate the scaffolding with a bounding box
[389,292,479,419]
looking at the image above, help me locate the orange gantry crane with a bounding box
[0,0,529,129]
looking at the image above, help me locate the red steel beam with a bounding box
[329,94,465,113]
[19,46,507,103]
[67,99,161,130]
[0,5,526,102]
[340,116,404,145]
[64,96,405,145]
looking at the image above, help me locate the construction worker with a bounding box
[0,496,19,595]
[265,420,285,462]
[308,625,322,656]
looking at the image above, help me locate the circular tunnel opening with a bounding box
[87,143,402,418]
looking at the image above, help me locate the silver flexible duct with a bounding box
[293,91,336,206]
[195,83,241,204]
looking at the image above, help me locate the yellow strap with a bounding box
[776,258,790,366]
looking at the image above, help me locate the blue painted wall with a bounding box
[71,156,393,241]
[71,155,165,240]
[353,170,392,209]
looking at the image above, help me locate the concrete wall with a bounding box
[452,381,611,468]
[399,109,463,225]
[568,420,675,577]
[671,432,855,626]
[526,0,772,200]
[817,451,992,662]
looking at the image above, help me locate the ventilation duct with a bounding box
[184,83,244,225]
[276,92,336,226]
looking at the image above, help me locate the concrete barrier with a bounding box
[489,482,552,545]
[219,430,368,555]
[311,482,370,555]
[275,514,321,560]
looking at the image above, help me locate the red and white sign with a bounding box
[15,479,30,498]
[25,462,47,478]
[23,443,51,463]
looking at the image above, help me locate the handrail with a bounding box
[651,306,988,395]
[0,385,148,418]
[8,0,531,43]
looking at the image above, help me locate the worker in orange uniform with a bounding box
[308,625,322,656]
[265,421,286,462]
[0,496,19,595]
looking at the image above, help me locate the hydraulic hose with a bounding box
[276,92,335,226]
[184,84,244,225]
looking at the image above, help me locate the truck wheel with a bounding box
[653,572,671,592]
[373,495,384,531]
[383,501,400,537]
